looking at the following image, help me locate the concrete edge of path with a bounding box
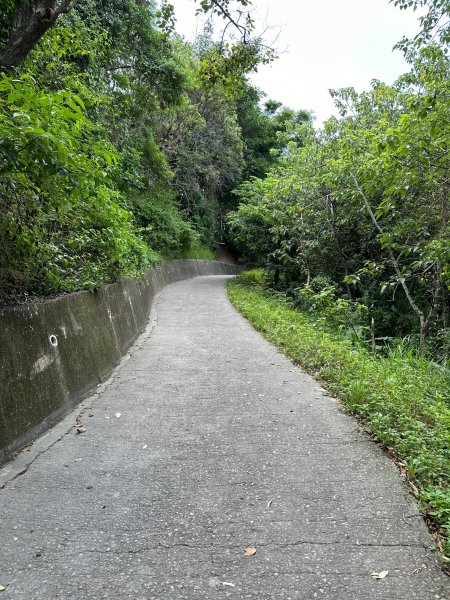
[0,289,162,489]
[0,261,242,467]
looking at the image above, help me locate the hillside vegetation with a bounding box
[0,0,308,302]
[229,1,450,361]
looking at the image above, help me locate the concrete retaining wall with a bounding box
[0,260,241,465]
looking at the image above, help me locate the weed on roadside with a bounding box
[227,278,450,560]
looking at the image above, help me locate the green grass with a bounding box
[227,277,450,560]
[181,244,216,261]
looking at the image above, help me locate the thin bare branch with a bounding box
[350,171,424,321]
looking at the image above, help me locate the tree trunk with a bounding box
[371,317,376,353]
[0,1,79,71]
[419,314,428,353]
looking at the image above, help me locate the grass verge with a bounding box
[227,277,450,562]
[181,244,216,261]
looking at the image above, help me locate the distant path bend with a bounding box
[0,275,448,599]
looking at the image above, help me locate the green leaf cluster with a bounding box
[0,73,151,298]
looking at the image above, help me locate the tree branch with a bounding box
[209,0,249,42]
[0,0,82,71]
[53,0,80,18]
[349,171,424,321]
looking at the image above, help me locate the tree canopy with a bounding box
[228,7,450,357]
[0,0,283,301]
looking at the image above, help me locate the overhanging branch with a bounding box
[0,0,82,71]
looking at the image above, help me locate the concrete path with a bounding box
[0,276,448,600]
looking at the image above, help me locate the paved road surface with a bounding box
[0,276,448,599]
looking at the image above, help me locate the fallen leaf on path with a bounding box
[267,500,272,508]
[142,444,148,449]
[104,416,110,420]
[244,547,256,556]
[0,584,5,591]
[222,582,235,587]
[411,564,425,575]
[20,445,32,453]
[371,571,388,579]
[75,418,86,434]
[115,412,122,418]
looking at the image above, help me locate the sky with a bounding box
[170,0,423,125]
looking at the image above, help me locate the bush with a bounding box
[236,268,268,286]
[131,186,196,258]
[0,74,152,301]
[182,244,216,260]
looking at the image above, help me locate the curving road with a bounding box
[0,275,448,599]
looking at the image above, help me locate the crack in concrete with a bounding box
[66,539,426,556]
[273,540,426,549]
[0,428,72,491]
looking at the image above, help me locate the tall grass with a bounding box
[181,244,216,261]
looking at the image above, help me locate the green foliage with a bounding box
[196,0,253,17]
[197,39,274,97]
[0,0,274,302]
[229,46,450,357]
[236,268,268,286]
[235,84,312,179]
[131,187,196,258]
[154,39,246,247]
[182,244,216,260]
[0,0,13,51]
[392,0,450,53]
[0,73,152,298]
[292,283,368,335]
[228,277,450,557]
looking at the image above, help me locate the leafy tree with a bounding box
[0,0,259,71]
[229,46,450,354]
[392,0,450,52]
[235,84,312,180]
[0,0,277,301]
